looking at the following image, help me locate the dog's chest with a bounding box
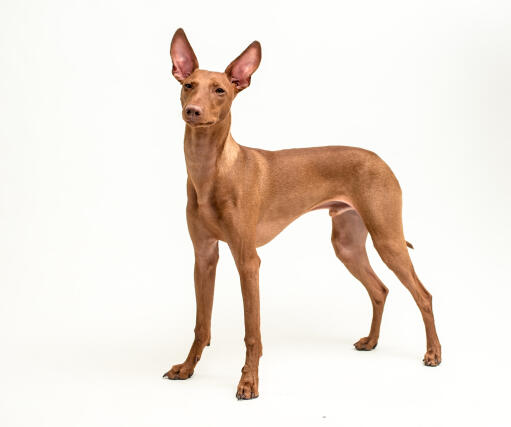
[194,185,239,241]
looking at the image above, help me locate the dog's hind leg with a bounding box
[357,182,442,366]
[331,209,389,350]
[371,233,441,366]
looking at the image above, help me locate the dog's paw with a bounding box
[423,347,441,366]
[236,368,259,400]
[163,363,194,380]
[354,336,378,351]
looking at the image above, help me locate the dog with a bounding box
[163,28,441,400]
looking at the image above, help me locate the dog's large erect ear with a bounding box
[170,28,199,83]
[225,41,261,91]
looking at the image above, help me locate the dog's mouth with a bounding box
[184,119,216,127]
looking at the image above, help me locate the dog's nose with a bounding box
[185,105,202,118]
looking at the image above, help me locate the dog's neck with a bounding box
[184,112,237,199]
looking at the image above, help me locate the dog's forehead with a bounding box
[189,69,230,85]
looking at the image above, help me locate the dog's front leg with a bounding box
[163,213,219,380]
[230,241,262,400]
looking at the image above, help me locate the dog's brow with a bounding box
[208,79,224,86]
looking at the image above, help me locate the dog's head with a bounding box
[170,28,261,127]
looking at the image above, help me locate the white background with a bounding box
[1,1,510,426]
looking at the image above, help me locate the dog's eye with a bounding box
[215,87,225,94]
[184,83,193,89]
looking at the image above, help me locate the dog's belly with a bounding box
[255,199,355,247]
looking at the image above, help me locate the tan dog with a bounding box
[163,28,441,400]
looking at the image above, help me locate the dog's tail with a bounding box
[406,240,414,249]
